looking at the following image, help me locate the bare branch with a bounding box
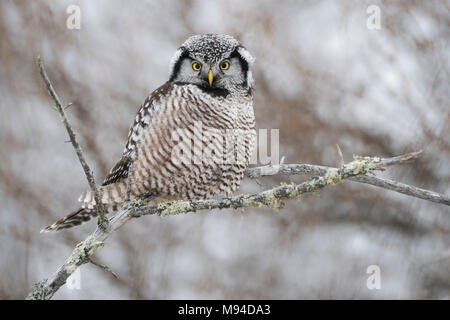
[244,151,424,178]
[37,57,108,230]
[349,175,450,205]
[244,151,449,205]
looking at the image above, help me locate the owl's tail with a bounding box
[41,207,98,233]
[41,181,129,233]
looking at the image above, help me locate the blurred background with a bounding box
[0,0,449,299]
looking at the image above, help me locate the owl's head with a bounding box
[169,34,254,94]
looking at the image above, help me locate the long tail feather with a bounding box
[41,207,98,233]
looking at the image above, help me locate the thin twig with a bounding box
[37,57,108,230]
[89,258,119,279]
[336,144,344,166]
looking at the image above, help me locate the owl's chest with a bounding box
[134,89,255,199]
[188,94,253,129]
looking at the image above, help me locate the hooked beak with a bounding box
[208,69,213,87]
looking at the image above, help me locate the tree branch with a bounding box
[244,151,449,206]
[37,57,108,229]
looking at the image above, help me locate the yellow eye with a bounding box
[192,61,202,71]
[220,60,230,70]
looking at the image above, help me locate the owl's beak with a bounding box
[208,69,214,87]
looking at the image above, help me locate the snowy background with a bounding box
[0,0,449,299]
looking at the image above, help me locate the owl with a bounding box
[43,34,256,232]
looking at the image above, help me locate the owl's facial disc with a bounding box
[169,34,255,93]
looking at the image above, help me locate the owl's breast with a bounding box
[131,84,256,200]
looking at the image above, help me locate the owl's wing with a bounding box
[101,82,173,186]
[101,156,131,186]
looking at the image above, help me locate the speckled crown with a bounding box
[181,34,240,62]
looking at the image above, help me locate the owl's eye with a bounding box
[220,60,230,70]
[192,61,202,71]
